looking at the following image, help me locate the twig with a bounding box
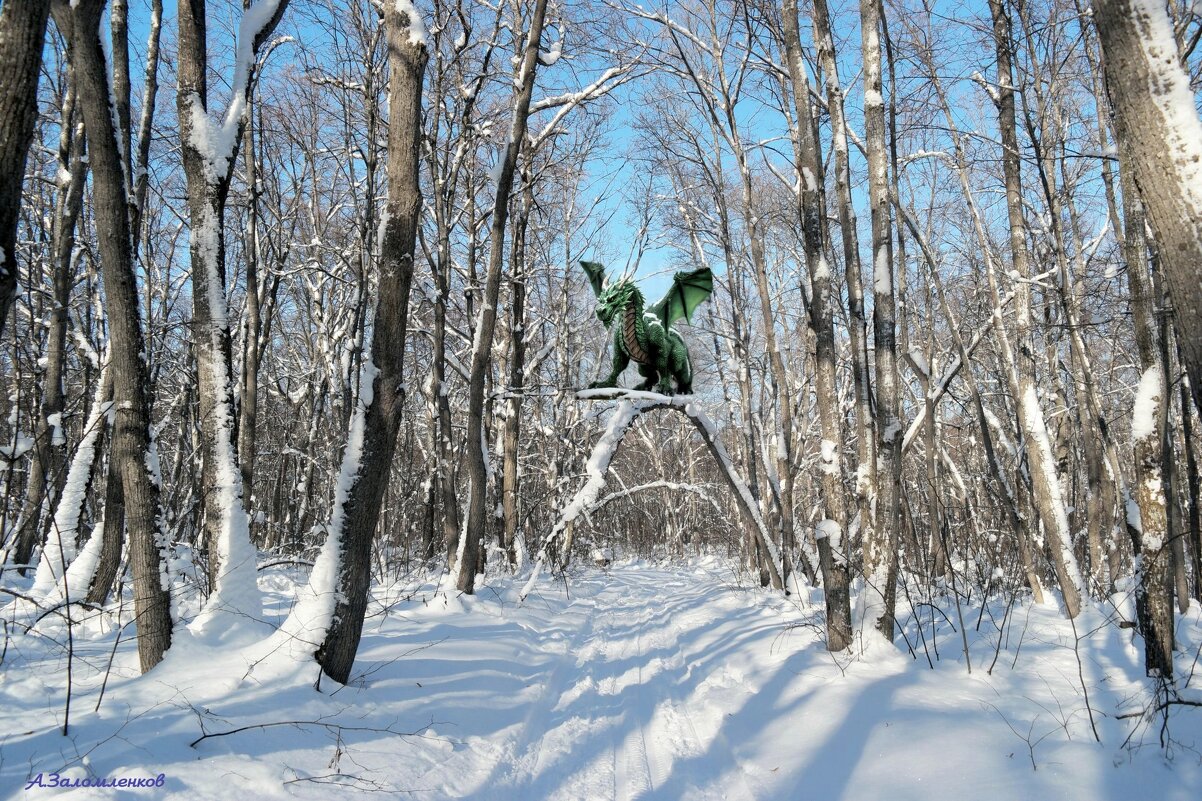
[190,718,430,749]
[1065,610,1100,742]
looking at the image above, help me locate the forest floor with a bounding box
[1,558,1201,800]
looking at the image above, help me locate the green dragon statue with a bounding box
[581,261,714,395]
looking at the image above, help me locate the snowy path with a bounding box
[319,563,1199,801]
[2,560,1200,800]
[477,569,761,801]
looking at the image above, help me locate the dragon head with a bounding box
[594,279,636,328]
[581,261,639,329]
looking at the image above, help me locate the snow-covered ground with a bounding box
[1,559,1200,799]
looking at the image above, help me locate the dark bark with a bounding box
[458,0,549,593]
[12,79,87,571]
[1094,0,1202,419]
[62,0,172,672]
[502,163,533,569]
[0,0,51,336]
[87,441,126,605]
[315,4,426,684]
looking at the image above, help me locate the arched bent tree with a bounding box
[521,390,787,600]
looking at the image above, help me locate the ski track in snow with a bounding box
[1,560,1200,800]
[474,569,760,801]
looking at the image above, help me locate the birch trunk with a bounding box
[859,0,901,640]
[782,0,850,649]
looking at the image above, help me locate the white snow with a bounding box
[539,38,562,66]
[0,435,33,461]
[394,0,428,48]
[522,400,642,595]
[1021,386,1085,593]
[46,412,65,447]
[800,165,818,192]
[1131,365,1163,443]
[813,253,832,282]
[873,247,891,295]
[185,0,287,182]
[31,372,111,601]
[815,518,845,562]
[908,348,928,377]
[1129,0,1202,219]
[264,354,378,661]
[819,438,839,475]
[186,213,261,635]
[1,560,1197,800]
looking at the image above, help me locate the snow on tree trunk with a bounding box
[783,0,851,651]
[857,0,902,643]
[65,0,173,672]
[31,366,110,602]
[312,0,428,684]
[266,355,377,664]
[1095,0,1202,419]
[1128,364,1173,676]
[176,0,293,634]
[522,391,785,601]
[987,0,1083,618]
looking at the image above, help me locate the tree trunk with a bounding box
[314,3,427,684]
[238,95,264,529]
[12,77,87,572]
[62,0,173,672]
[502,162,534,569]
[1094,0,1202,419]
[0,0,50,336]
[176,0,288,621]
[988,0,1082,617]
[812,0,875,553]
[782,0,850,650]
[859,0,901,640]
[458,0,549,593]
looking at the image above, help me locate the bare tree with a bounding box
[58,0,173,672]
[313,0,428,683]
[176,0,290,623]
[457,0,550,593]
[859,0,902,640]
[988,0,1083,617]
[781,0,850,650]
[1094,0,1202,419]
[0,0,50,336]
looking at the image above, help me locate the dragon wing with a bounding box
[650,267,714,326]
[580,260,607,297]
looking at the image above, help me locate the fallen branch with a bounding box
[190,718,429,749]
